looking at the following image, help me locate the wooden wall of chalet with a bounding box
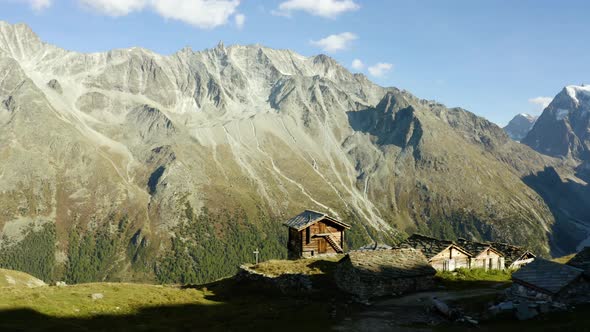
[471,249,504,270]
[430,246,470,271]
[287,228,302,259]
[301,220,343,258]
[287,219,344,259]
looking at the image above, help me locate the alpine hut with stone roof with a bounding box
[490,241,535,269]
[284,210,351,259]
[511,258,590,304]
[335,248,436,299]
[400,234,472,271]
[457,238,505,270]
[567,247,590,277]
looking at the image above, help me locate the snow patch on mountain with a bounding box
[565,84,590,105]
[556,109,570,121]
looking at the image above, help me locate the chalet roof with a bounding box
[567,247,590,275]
[400,234,471,259]
[512,259,584,295]
[457,239,504,258]
[489,242,535,266]
[283,210,351,231]
[343,248,436,278]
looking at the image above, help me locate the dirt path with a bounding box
[334,287,504,332]
[378,287,502,306]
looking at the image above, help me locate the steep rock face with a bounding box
[346,91,556,253]
[504,113,538,141]
[522,85,590,253]
[523,85,590,160]
[0,21,583,282]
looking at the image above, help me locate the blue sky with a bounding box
[2,0,590,126]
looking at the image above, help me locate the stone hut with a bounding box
[511,258,590,304]
[490,242,536,269]
[457,239,505,270]
[401,234,472,271]
[567,247,590,276]
[284,210,351,259]
[335,248,436,299]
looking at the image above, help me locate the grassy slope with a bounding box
[247,255,343,276]
[0,268,45,288]
[552,253,576,264]
[1,260,587,331]
[0,259,349,331]
[435,268,512,290]
[0,279,347,331]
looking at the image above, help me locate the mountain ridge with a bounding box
[0,21,587,283]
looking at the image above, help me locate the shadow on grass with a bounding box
[0,275,353,332]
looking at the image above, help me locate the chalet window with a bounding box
[306,228,311,244]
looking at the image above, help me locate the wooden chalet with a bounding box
[284,210,351,259]
[490,241,536,269]
[457,238,505,270]
[400,234,472,271]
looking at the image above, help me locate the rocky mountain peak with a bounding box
[0,21,44,60]
[523,85,590,159]
[504,113,538,141]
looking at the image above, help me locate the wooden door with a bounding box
[318,238,326,253]
[317,222,327,253]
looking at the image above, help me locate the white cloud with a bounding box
[78,0,241,29]
[351,58,364,70]
[78,0,146,16]
[19,0,51,11]
[276,0,359,18]
[152,0,239,29]
[234,13,245,29]
[310,32,357,53]
[368,62,393,77]
[528,96,553,110]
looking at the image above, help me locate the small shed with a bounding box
[457,239,505,270]
[490,242,535,269]
[567,247,590,276]
[284,210,351,259]
[401,234,472,271]
[335,248,436,299]
[511,258,590,303]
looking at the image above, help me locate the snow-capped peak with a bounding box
[565,84,590,105]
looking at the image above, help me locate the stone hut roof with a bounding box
[489,242,535,266]
[567,247,590,276]
[400,234,471,259]
[456,238,504,258]
[343,248,436,278]
[283,210,351,231]
[356,242,394,251]
[512,258,584,295]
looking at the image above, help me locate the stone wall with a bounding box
[335,264,435,300]
[235,265,312,294]
[510,278,590,304]
[555,277,590,304]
